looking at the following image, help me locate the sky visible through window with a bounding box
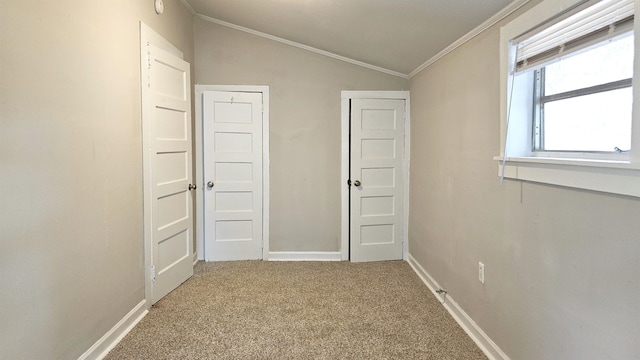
[541,35,634,152]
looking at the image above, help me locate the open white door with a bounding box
[203,91,263,261]
[147,43,193,303]
[350,98,405,262]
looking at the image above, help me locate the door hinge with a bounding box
[146,43,152,70]
[150,265,156,282]
[146,43,152,88]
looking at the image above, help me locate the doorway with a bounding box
[195,86,270,261]
[340,91,410,262]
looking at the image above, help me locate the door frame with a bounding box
[140,22,188,308]
[194,85,270,261]
[340,91,410,261]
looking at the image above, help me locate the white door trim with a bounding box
[340,91,411,261]
[140,22,186,309]
[195,85,270,260]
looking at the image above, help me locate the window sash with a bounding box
[533,69,633,152]
[541,78,632,103]
[515,0,634,72]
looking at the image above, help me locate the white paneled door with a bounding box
[148,44,193,303]
[350,99,405,262]
[203,91,263,261]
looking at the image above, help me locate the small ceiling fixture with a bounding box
[154,0,164,14]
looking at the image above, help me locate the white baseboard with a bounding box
[407,254,510,360]
[267,251,342,261]
[78,299,148,360]
[193,252,199,266]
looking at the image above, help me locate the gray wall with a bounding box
[408,5,640,360]
[195,19,408,252]
[4,1,637,359]
[0,1,194,358]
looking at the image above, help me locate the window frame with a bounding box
[497,0,640,198]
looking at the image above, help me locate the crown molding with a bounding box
[408,0,532,79]
[179,0,196,15]
[182,0,531,80]
[196,14,410,79]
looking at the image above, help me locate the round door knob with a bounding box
[188,183,197,190]
[207,181,214,188]
[353,180,361,187]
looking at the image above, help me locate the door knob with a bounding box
[353,180,361,187]
[188,184,197,190]
[207,181,214,188]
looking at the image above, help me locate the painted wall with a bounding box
[0,1,194,358]
[408,4,640,360]
[194,19,408,252]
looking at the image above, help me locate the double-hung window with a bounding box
[518,0,634,154]
[498,0,640,197]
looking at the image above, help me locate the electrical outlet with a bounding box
[478,262,485,284]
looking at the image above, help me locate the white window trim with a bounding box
[498,0,640,198]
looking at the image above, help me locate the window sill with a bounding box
[493,156,640,198]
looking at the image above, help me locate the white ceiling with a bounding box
[185,0,518,76]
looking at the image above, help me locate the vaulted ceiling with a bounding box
[185,0,519,76]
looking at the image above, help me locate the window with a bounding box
[516,0,634,156]
[498,0,640,197]
[533,35,634,152]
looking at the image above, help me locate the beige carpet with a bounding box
[106,261,487,359]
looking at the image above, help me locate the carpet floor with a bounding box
[105,260,487,359]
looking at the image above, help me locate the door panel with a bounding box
[158,230,189,269]
[350,99,405,262]
[204,92,263,261]
[149,44,193,303]
[155,108,188,140]
[214,132,253,152]
[215,192,253,212]
[215,162,253,183]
